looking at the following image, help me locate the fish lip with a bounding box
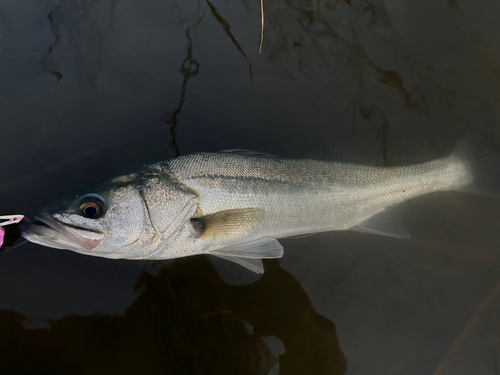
[23,214,104,250]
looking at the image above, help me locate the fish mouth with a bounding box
[20,215,104,251]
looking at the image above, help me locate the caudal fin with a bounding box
[453,131,500,198]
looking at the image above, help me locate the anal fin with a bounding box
[353,208,410,239]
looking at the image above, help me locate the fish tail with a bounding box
[452,131,500,198]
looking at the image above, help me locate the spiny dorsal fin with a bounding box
[191,208,264,241]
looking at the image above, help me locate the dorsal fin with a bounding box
[219,149,283,158]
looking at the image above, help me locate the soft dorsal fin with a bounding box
[191,208,264,241]
[285,233,316,239]
[353,208,410,239]
[211,237,284,273]
[219,149,282,158]
[305,145,357,163]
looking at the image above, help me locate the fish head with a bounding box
[20,171,199,259]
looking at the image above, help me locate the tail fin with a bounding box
[453,131,500,198]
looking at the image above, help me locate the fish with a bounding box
[19,134,500,273]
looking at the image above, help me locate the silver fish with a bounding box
[20,136,499,273]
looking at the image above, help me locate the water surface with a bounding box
[1,0,500,373]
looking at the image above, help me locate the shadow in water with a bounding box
[0,257,346,374]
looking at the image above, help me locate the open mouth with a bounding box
[20,215,104,251]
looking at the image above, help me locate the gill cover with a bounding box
[138,174,200,240]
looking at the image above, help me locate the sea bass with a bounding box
[20,137,500,273]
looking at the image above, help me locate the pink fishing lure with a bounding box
[0,215,24,247]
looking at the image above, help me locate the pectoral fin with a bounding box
[211,238,284,274]
[353,208,410,239]
[191,208,264,241]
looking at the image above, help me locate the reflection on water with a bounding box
[161,14,204,158]
[0,257,346,374]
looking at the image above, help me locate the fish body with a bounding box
[156,152,468,253]
[19,136,498,273]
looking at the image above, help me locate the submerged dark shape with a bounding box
[41,0,117,85]
[0,256,347,374]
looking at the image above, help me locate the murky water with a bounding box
[2,0,500,373]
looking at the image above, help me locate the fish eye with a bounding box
[78,194,106,219]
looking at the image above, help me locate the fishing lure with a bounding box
[0,214,24,249]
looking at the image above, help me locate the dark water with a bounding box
[2,0,500,373]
